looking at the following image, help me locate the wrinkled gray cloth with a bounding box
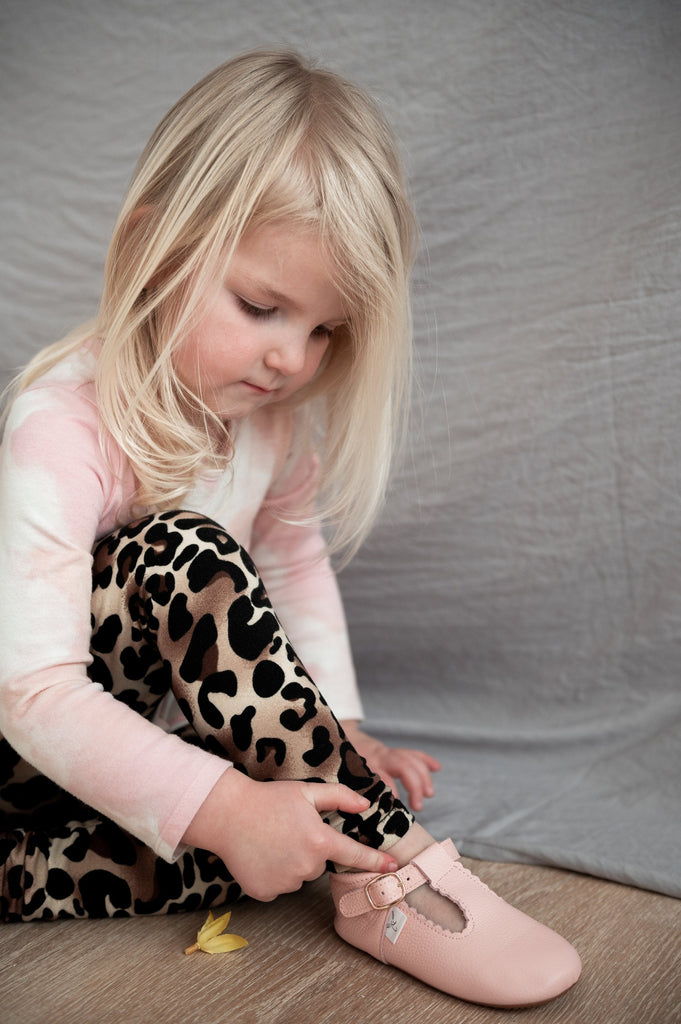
[2,0,680,896]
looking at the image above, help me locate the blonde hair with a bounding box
[8,49,417,561]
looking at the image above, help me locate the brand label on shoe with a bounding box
[384,906,407,944]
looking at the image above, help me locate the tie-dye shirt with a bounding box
[0,345,362,861]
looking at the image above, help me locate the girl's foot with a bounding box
[329,832,582,1008]
[388,823,467,933]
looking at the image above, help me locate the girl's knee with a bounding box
[93,510,251,583]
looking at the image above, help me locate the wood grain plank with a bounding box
[1,860,679,1024]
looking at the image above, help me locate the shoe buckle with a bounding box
[364,872,406,911]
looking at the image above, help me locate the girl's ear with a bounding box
[120,204,156,244]
[121,205,170,292]
[126,204,154,225]
[116,203,153,252]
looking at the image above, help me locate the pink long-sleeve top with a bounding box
[0,345,363,862]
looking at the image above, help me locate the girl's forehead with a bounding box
[225,221,331,277]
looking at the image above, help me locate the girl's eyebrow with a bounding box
[237,275,291,308]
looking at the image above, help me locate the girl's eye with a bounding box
[237,295,337,339]
[312,324,335,339]
[237,296,275,319]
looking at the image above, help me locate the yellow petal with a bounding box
[198,909,232,942]
[186,910,248,955]
[201,934,248,954]
[195,910,215,940]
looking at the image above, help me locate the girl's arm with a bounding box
[0,379,227,861]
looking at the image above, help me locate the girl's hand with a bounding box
[182,770,398,902]
[340,721,441,812]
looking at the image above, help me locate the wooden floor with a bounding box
[1,858,680,1024]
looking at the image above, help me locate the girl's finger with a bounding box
[394,757,435,809]
[324,826,398,874]
[421,752,442,772]
[406,749,441,773]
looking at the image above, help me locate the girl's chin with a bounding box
[210,395,276,421]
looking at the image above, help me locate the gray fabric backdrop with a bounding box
[2,0,680,897]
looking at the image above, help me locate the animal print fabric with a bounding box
[0,511,412,921]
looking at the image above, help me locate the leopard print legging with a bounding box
[0,511,413,921]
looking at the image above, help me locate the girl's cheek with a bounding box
[312,339,332,374]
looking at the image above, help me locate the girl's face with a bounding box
[173,222,346,421]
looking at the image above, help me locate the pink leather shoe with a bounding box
[329,839,581,1008]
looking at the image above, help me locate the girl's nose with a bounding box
[265,333,308,377]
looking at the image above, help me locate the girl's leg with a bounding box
[0,696,238,920]
[91,510,413,845]
[0,804,238,922]
[1,510,411,921]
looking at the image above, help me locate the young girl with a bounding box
[0,50,580,1007]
